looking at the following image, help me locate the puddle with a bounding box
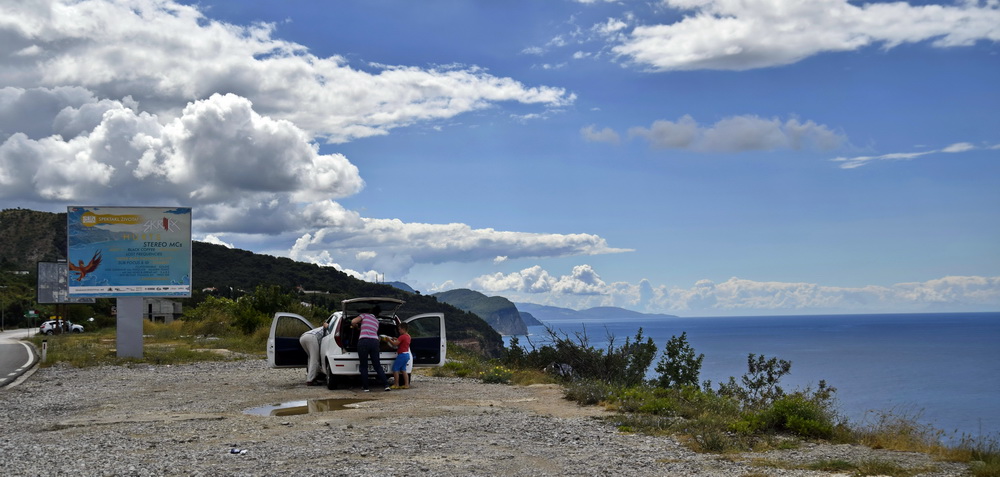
[244,398,367,416]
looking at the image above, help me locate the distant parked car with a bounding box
[267,297,446,389]
[39,319,84,335]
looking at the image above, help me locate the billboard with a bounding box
[67,206,192,298]
[37,261,96,304]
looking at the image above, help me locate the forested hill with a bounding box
[0,208,68,269]
[193,242,502,354]
[433,288,528,336]
[0,208,502,355]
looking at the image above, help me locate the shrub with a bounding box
[480,365,513,384]
[436,360,478,378]
[715,353,792,409]
[504,327,657,387]
[564,379,614,406]
[732,386,840,440]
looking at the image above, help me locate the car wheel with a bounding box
[45,330,53,335]
[325,361,338,390]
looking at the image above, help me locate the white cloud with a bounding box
[831,142,987,169]
[595,17,629,36]
[289,223,632,279]
[199,234,234,249]
[466,265,1000,315]
[612,0,1000,71]
[0,0,573,144]
[621,114,845,152]
[941,142,976,153]
[581,124,621,144]
[0,89,364,234]
[472,265,559,294]
[428,280,456,294]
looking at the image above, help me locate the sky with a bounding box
[1,0,998,316]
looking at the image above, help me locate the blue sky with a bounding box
[1,0,998,315]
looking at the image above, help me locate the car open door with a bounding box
[267,312,314,368]
[404,313,446,367]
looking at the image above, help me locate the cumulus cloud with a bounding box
[473,264,611,295]
[830,142,992,169]
[200,234,234,249]
[467,265,1000,315]
[0,89,363,233]
[0,1,572,143]
[592,114,845,152]
[611,0,1000,71]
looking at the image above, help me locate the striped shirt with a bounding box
[358,313,379,340]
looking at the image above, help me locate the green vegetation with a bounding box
[749,457,938,477]
[427,325,999,476]
[29,319,264,368]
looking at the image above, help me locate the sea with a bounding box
[503,312,1000,443]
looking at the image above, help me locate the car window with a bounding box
[407,316,440,339]
[275,316,312,338]
[343,298,404,318]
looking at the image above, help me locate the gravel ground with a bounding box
[0,358,970,476]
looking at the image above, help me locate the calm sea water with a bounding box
[504,312,1000,441]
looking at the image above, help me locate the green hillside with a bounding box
[434,288,528,335]
[0,208,503,355]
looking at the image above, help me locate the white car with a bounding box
[39,319,84,334]
[267,297,446,389]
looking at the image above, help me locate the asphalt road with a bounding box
[0,329,36,388]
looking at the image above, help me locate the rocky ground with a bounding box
[0,358,971,476]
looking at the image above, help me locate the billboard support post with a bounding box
[116,297,143,358]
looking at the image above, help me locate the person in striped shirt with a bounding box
[351,306,391,392]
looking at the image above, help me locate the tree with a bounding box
[653,332,704,389]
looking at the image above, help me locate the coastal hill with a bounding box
[433,288,528,335]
